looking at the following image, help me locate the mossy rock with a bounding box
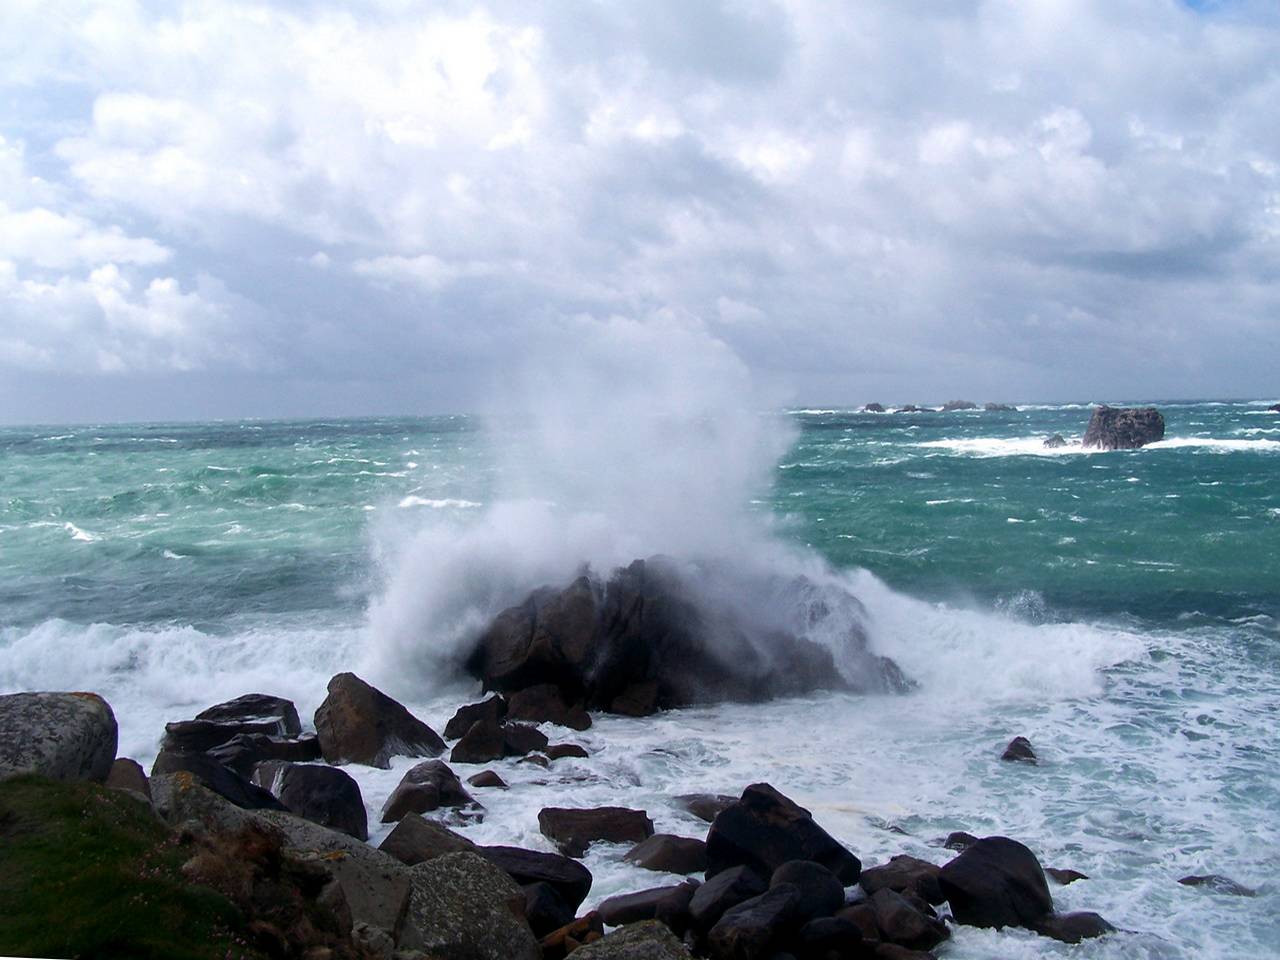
[0,775,262,960]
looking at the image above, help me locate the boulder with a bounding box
[1032,911,1115,943]
[206,732,321,777]
[937,836,1053,929]
[401,851,539,960]
[452,716,507,764]
[570,919,693,959]
[706,883,802,960]
[195,693,302,737]
[1001,736,1037,763]
[705,783,861,885]
[539,805,655,858]
[519,752,550,768]
[508,684,593,730]
[541,911,606,959]
[257,808,414,944]
[598,882,698,928]
[252,761,367,840]
[0,691,117,782]
[1269,403,1280,413]
[479,845,593,910]
[1081,405,1165,450]
[546,743,591,761]
[313,672,445,768]
[858,855,944,905]
[379,812,477,866]
[1043,434,1067,448]
[942,831,977,852]
[1178,874,1256,896]
[863,403,886,413]
[150,772,256,833]
[444,695,508,740]
[676,793,736,823]
[1045,867,1088,885]
[105,757,151,800]
[896,405,932,413]
[868,888,949,951]
[688,865,769,934]
[524,882,577,938]
[503,722,550,756]
[836,902,880,940]
[796,916,864,957]
[770,860,845,921]
[379,759,478,823]
[625,834,708,874]
[984,403,1016,411]
[465,557,902,716]
[941,400,978,411]
[468,769,509,789]
[150,749,285,811]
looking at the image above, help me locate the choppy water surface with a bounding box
[2,401,1278,958]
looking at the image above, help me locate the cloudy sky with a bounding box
[1,0,1277,423]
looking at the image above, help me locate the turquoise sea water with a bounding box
[1,401,1277,957]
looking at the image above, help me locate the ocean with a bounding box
[1,400,1277,958]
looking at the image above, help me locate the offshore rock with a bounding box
[1032,911,1116,943]
[941,400,978,411]
[677,793,737,823]
[1001,736,1037,763]
[1178,873,1256,896]
[863,403,886,413]
[314,672,445,768]
[1044,434,1067,448]
[938,835,1053,930]
[1081,405,1165,450]
[705,783,861,885]
[0,691,117,783]
[253,761,367,840]
[466,556,905,716]
[984,402,1017,411]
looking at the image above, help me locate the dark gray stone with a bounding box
[938,836,1053,930]
[859,855,944,905]
[150,749,285,811]
[1001,736,1037,763]
[1082,405,1165,450]
[571,920,693,959]
[1178,874,1256,896]
[195,693,301,737]
[253,760,367,839]
[1032,911,1116,943]
[868,888,949,951]
[706,883,803,960]
[206,732,321,777]
[479,844,593,910]
[379,812,477,866]
[688,865,768,934]
[444,695,507,740]
[770,860,844,921]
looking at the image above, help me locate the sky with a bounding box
[0,0,1278,423]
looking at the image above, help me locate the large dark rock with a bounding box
[858,855,944,905]
[539,806,654,857]
[1046,867,1088,885]
[941,400,978,411]
[379,759,478,823]
[503,722,550,756]
[380,812,477,865]
[1001,736,1037,763]
[677,793,737,823]
[479,845,593,910]
[770,860,845,921]
[625,834,708,874]
[1082,405,1165,450]
[524,882,576,938]
[253,761,368,840]
[863,403,886,413]
[1178,873,1256,896]
[465,557,906,716]
[938,836,1053,930]
[508,684,592,730]
[546,743,590,761]
[451,716,507,764]
[868,888,949,950]
[540,912,606,960]
[1269,403,1280,413]
[196,693,302,737]
[313,672,445,768]
[598,882,698,928]
[0,692,117,783]
[207,732,322,777]
[444,696,507,740]
[1032,911,1115,943]
[706,883,803,960]
[150,749,285,811]
[705,783,861,885]
[688,865,769,934]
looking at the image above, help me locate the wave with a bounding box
[396,496,482,509]
[914,435,1279,458]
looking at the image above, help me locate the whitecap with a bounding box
[63,522,96,542]
[396,496,482,510]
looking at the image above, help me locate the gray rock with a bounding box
[151,771,256,832]
[570,920,693,959]
[207,732,322,777]
[1082,405,1165,450]
[863,403,886,413]
[868,888,949,950]
[151,748,286,811]
[1043,434,1067,448]
[0,691,117,782]
[400,851,539,960]
[478,844,593,910]
[941,400,978,411]
[379,812,477,866]
[688,865,768,934]
[314,672,445,769]
[106,757,151,800]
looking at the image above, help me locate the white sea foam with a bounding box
[1146,437,1280,453]
[915,437,1091,457]
[395,496,482,509]
[63,521,96,542]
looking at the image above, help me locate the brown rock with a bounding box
[467,769,508,789]
[106,757,151,800]
[379,759,478,823]
[538,806,655,858]
[313,673,444,769]
[443,695,507,740]
[624,834,708,874]
[508,684,592,730]
[859,855,944,905]
[378,812,476,866]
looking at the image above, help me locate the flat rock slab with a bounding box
[539,806,655,858]
[1032,911,1116,943]
[598,883,694,927]
[1178,874,1256,896]
[151,749,285,811]
[0,691,117,783]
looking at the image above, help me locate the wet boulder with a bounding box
[252,761,367,840]
[677,793,736,823]
[688,865,769,934]
[937,835,1053,930]
[379,759,478,823]
[0,691,117,783]
[868,888,949,951]
[503,722,550,756]
[1043,434,1067,448]
[705,783,861,885]
[546,742,590,761]
[1082,405,1165,450]
[942,831,978,852]
[196,693,301,737]
[859,854,944,905]
[150,749,285,811]
[1032,911,1116,943]
[161,693,301,755]
[379,812,477,866]
[571,919,693,959]
[1001,736,1037,763]
[770,860,845,922]
[444,695,507,740]
[401,851,540,960]
[796,915,864,957]
[1046,867,1088,885]
[451,715,507,764]
[1178,874,1256,896]
[314,672,445,768]
[524,882,577,938]
[539,805,655,858]
[508,684,592,730]
[479,845,593,910]
[468,769,508,789]
[598,881,699,929]
[706,883,803,960]
[207,732,322,777]
[625,834,709,874]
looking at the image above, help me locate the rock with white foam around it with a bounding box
[1081,405,1165,450]
[253,760,367,840]
[314,672,445,768]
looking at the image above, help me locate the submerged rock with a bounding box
[1082,405,1165,450]
[0,691,117,783]
[676,793,737,823]
[314,672,445,768]
[379,759,478,823]
[1046,867,1089,885]
[705,783,861,885]
[1001,736,1037,763]
[1178,873,1256,896]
